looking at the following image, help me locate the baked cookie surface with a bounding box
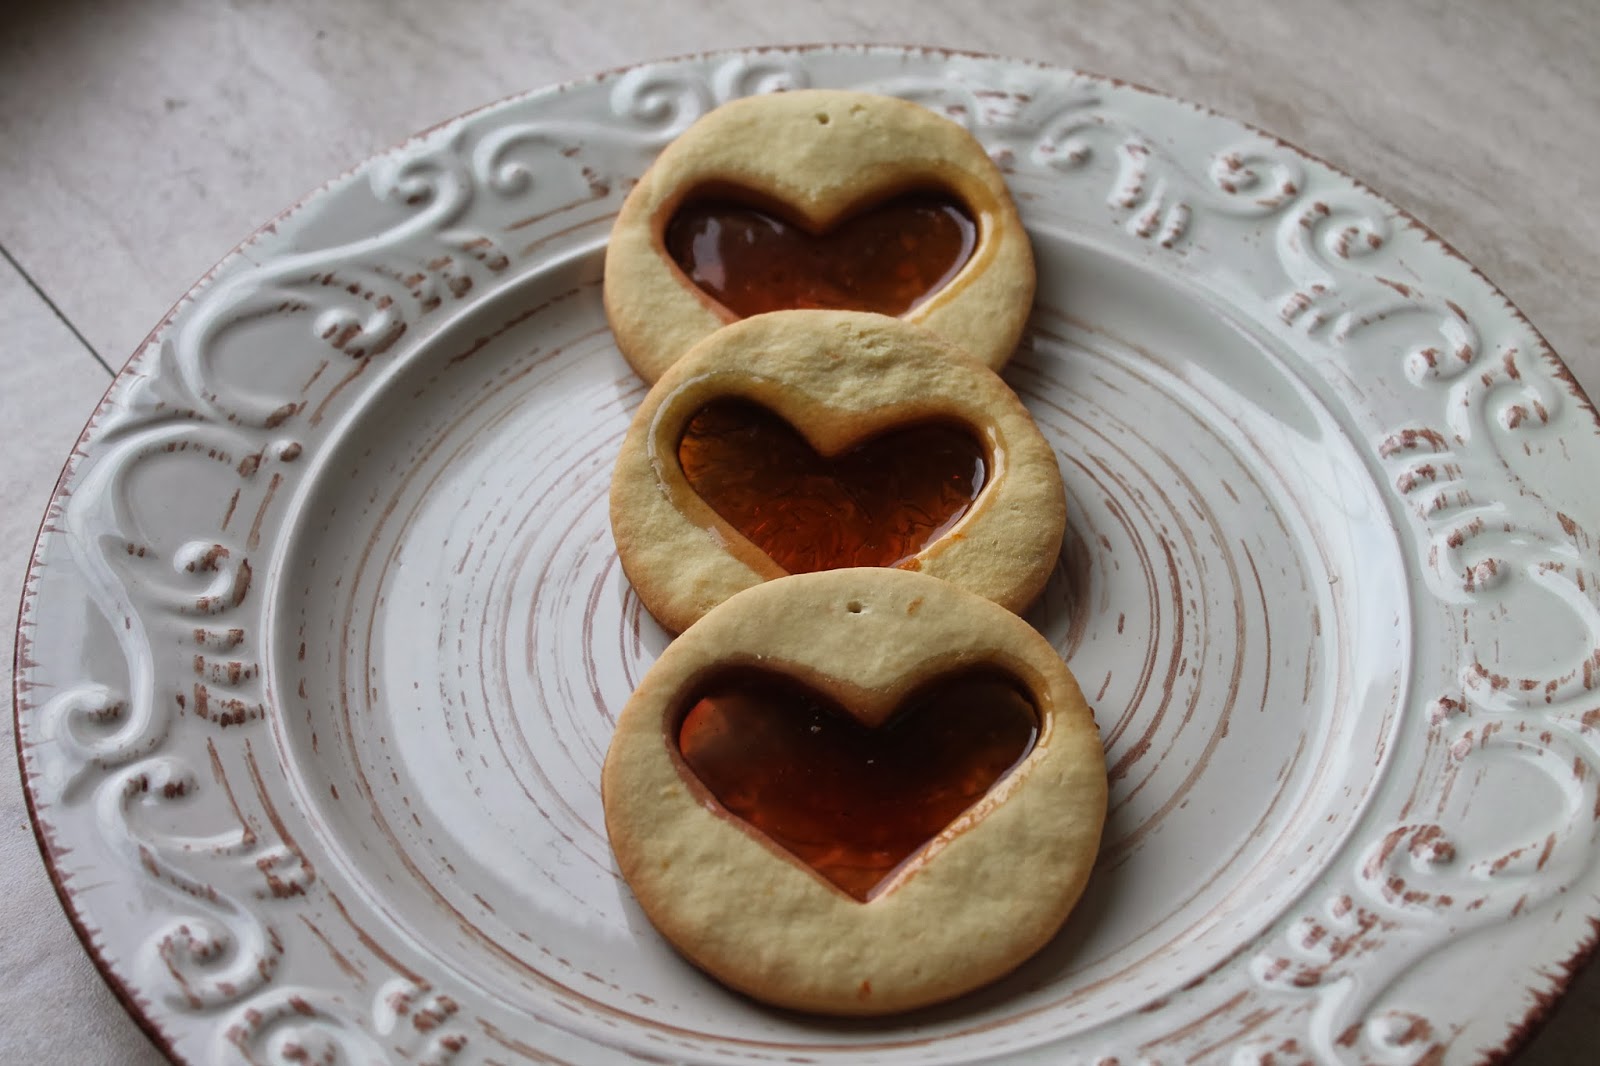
[603,89,1035,382]
[601,567,1108,1015]
[608,309,1067,633]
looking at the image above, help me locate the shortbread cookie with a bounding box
[609,309,1066,633]
[601,567,1108,1015]
[604,89,1035,383]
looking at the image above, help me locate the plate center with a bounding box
[270,236,1407,1048]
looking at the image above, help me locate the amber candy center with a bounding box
[677,399,986,574]
[664,192,977,318]
[677,669,1038,901]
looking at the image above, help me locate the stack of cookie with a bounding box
[597,91,1108,1016]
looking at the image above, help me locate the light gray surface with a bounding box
[2,2,1595,1062]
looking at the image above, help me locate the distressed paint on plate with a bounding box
[14,47,1600,1065]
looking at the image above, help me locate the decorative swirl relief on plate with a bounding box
[219,979,468,1066]
[16,49,1600,1064]
[868,73,1307,251]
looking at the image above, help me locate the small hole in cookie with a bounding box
[846,600,863,614]
[814,112,831,125]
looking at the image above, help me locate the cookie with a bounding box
[608,309,1067,633]
[603,89,1035,383]
[601,567,1107,1015]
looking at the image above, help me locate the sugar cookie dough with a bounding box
[604,89,1035,382]
[601,567,1108,1016]
[609,310,1066,633]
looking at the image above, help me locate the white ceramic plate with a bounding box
[17,47,1600,1065]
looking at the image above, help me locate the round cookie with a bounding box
[609,309,1067,633]
[603,88,1036,383]
[601,567,1108,1016]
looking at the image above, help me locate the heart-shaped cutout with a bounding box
[664,192,977,319]
[677,399,987,573]
[676,668,1039,901]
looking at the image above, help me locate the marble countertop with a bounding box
[2,2,1595,1062]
